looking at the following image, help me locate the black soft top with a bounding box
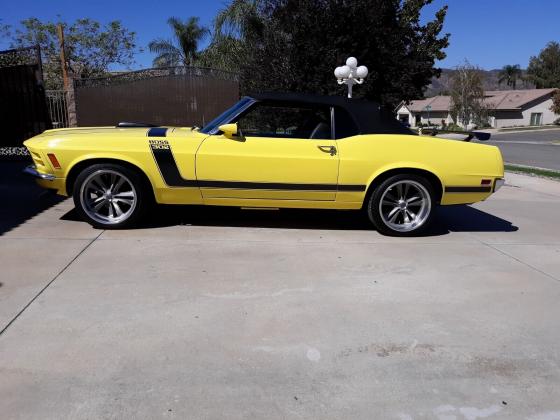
[249,92,415,136]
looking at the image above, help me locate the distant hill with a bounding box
[424,68,535,97]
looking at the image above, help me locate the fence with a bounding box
[0,45,51,150]
[73,66,240,127]
[45,90,69,128]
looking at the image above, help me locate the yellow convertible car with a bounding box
[23,93,504,236]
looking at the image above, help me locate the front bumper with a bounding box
[23,165,55,181]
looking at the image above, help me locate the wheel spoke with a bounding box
[385,192,398,203]
[108,202,115,218]
[93,199,107,211]
[387,207,400,223]
[91,179,105,192]
[396,183,403,199]
[112,201,124,217]
[109,173,117,191]
[114,197,133,206]
[406,209,416,221]
[403,210,410,223]
[99,175,110,190]
[408,198,424,207]
[403,183,410,199]
[114,191,134,199]
[113,177,126,193]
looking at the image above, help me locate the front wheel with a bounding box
[73,164,149,229]
[367,174,435,236]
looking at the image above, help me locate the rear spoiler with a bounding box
[420,128,491,142]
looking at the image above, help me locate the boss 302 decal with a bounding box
[149,139,197,187]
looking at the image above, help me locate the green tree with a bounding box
[235,0,449,108]
[450,61,489,128]
[199,0,263,72]
[498,64,522,89]
[8,17,137,89]
[148,17,208,67]
[551,89,560,116]
[526,41,560,88]
[0,20,9,41]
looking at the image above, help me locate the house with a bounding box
[396,88,558,128]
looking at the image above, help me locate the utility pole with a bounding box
[57,23,69,91]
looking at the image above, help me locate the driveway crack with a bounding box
[0,230,105,337]
[477,238,560,284]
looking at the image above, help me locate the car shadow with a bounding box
[61,202,518,235]
[434,205,519,233]
[0,160,64,236]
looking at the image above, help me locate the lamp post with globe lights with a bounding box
[334,57,368,98]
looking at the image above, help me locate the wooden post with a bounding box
[66,78,78,127]
[57,24,69,91]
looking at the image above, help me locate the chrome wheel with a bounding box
[80,170,137,225]
[378,180,431,233]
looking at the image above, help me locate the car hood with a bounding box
[36,126,175,137]
[23,126,202,148]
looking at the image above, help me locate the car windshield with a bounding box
[200,97,254,134]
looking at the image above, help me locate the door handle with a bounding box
[317,145,337,156]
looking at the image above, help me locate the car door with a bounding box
[196,102,339,201]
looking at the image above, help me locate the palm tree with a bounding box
[498,64,522,90]
[214,0,260,38]
[149,17,208,67]
[198,0,262,72]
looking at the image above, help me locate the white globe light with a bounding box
[334,66,343,78]
[339,65,351,78]
[346,57,358,69]
[356,65,368,79]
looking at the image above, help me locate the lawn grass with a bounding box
[505,164,560,180]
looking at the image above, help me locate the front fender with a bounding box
[64,152,161,195]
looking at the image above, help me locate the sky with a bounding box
[1,0,559,71]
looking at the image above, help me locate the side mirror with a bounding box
[218,123,243,140]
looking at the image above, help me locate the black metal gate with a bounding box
[0,46,51,149]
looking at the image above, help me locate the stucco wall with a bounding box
[396,105,412,126]
[397,96,559,128]
[395,106,453,127]
[494,98,558,128]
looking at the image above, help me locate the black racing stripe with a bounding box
[150,144,197,187]
[337,184,367,192]
[445,186,492,193]
[147,127,168,137]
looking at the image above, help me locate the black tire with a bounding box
[366,174,435,236]
[72,163,150,229]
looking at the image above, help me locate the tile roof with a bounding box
[404,89,557,112]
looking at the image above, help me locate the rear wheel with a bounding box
[73,164,148,229]
[367,174,435,236]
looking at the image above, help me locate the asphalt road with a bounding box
[486,128,560,171]
[2,170,560,419]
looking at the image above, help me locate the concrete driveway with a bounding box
[1,170,560,419]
